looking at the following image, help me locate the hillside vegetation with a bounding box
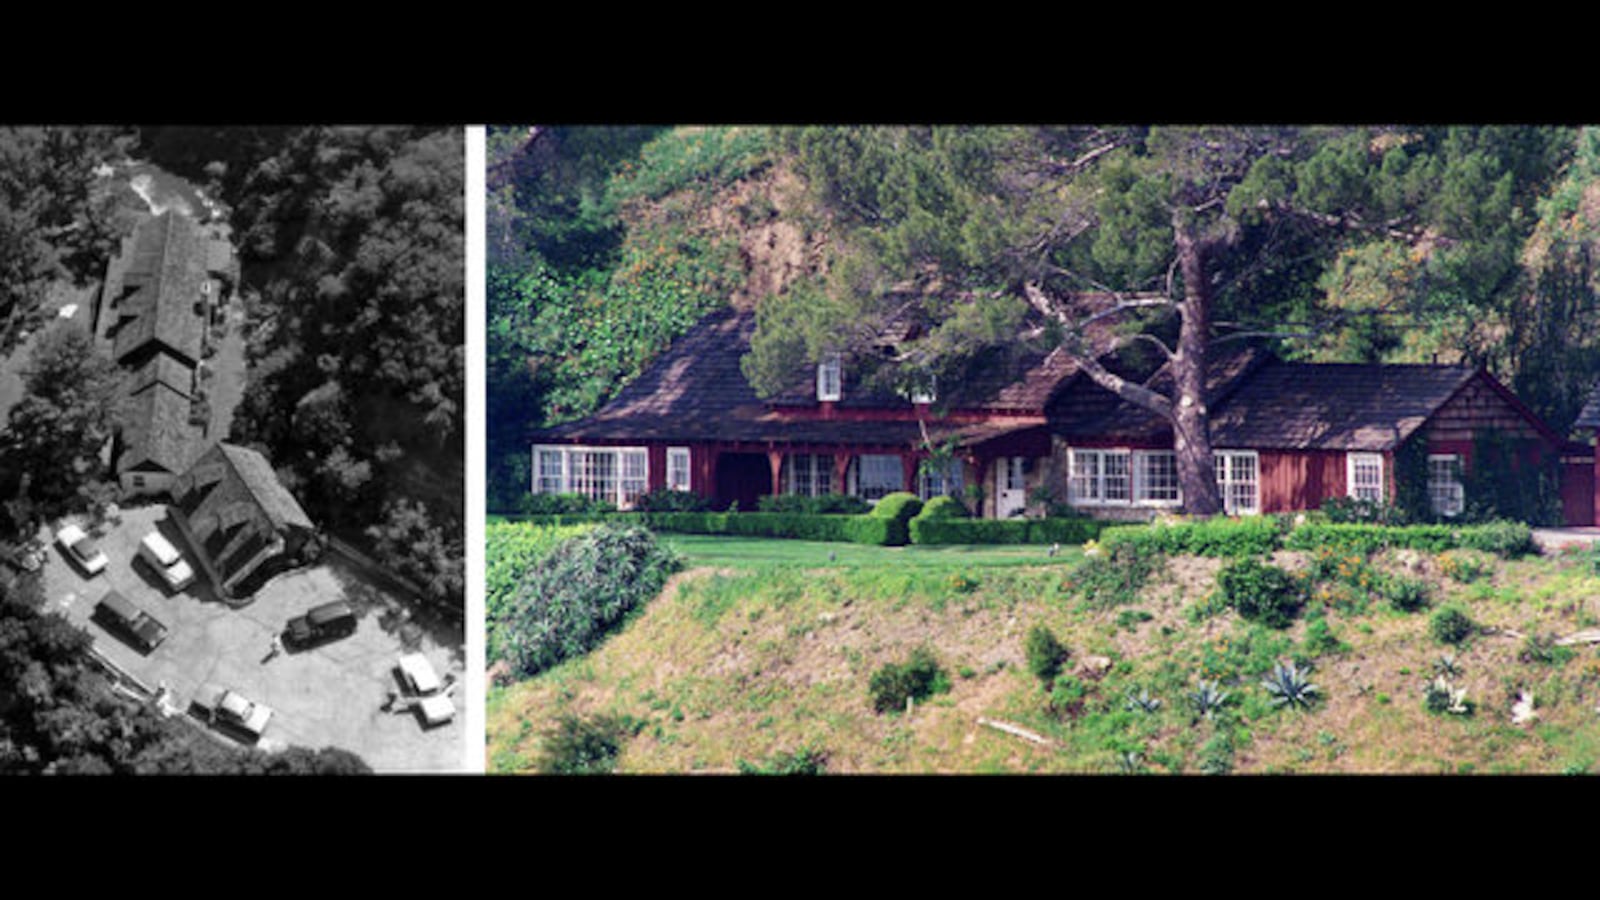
[487,530,1600,774]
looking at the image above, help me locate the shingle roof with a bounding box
[1575,383,1600,431]
[1051,350,1487,452]
[542,307,1092,447]
[116,381,204,475]
[215,443,315,532]
[109,213,207,366]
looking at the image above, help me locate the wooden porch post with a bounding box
[901,452,919,495]
[834,452,852,497]
[767,450,785,496]
[972,454,992,518]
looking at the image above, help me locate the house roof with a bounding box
[116,380,204,475]
[213,443,316,532]
[541,306,1093,448]
[1575,383,1600,431]
[108,213,207,366]
[1051,350,1502,452]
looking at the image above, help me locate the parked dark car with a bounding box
[284,600,357,648]
[93,590,169,653]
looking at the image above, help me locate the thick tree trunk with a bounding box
[1173,224,1223,516]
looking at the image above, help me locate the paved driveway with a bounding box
[40,503,467,773]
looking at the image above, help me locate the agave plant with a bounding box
[1432,653,1462,679]
[1116,749,1145,774]
[1262,660,1319,710]
[1125,687,1162,714]
[1188,680,1229,719]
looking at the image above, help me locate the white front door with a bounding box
[996,456,1027,518]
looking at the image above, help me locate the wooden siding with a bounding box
[1259,449,1347,514]
[1563,451,1594,526]
[1423,376,1545,444]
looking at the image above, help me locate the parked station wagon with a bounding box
[56,523,109,576]
[284,600,357,649]
[192,684,274,741]
[93,590,169,653]
[137,530,195,591]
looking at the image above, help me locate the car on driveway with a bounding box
[55,523,108,576]
[137,530,194,591]
[191,684,274,741]
[284,599,357,649]
[92,590,169,653]
[396,653,456,725]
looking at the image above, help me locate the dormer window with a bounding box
[817,352,842,402]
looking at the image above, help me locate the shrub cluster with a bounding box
[489,524,681,678]
[1429,605,1476,645]
[910,515,1103,545]
[1284,520,1533,558]
[517,492,617,516]
[537,713,634,774]
[1024,625,1069,686]
[868,646,950,714]
[917,495,968,520]
[1213,558,1305,629]
[757,493,870,515]
[1100,516,1282,559]
[638,510,900,545]
[1066,541,1160,608]
[632,489,712,512]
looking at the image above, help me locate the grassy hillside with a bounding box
[487,537,1600,774]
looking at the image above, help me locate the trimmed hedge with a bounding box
[910,516,1105,545]
[1284,520,1534,558]
[1099,516,1284,558]
[918,495,968,520]
[639,511,901,546]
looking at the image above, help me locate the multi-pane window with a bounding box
[817,353,842,402]
[784,454,835,497]
[1137,451,1180,503]
[918,459,963,500]
[1428,454,1464,518]
[1214,450,1259,515]
[1069,449,1181,506]
[535,448,565,495]
[856,454,903,501]
[667,447,691,492]
[531,445,649,509]
[1347,452,1385,503]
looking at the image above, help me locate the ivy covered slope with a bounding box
[487,126,825,508]
[487,525,1600,775]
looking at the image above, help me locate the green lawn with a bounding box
[661,534,1084,569]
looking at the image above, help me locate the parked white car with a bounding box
[55,523,109,576]
[192,684,274,740]
[397,653,456,725]
[138,531,194,591]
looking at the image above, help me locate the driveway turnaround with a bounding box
[40,503,466,773]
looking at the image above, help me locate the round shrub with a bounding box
[1213,558,1304,629]
[918,495,968,520]
[1381,573,1430,612]
[872,492,924,521]
[1429,605,1475,645]
[868,645,950,714]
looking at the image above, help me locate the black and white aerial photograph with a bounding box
[0,126,466,774]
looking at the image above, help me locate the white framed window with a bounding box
[535,448,565,495]
[1069,448,1105,503]
[1428,454,1464,518]
[918,458,963,500]
[817,352,842,402]
[856,454,903,501]
[1214,450,1259,515]
[531,444,650,508]
[783,454,835,497]
[1347,452,1385,504]
[667,447,691,492]
[910,374,937,405]
[1135,451,1180,504]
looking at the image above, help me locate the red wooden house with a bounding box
[532,305,1578,523]
[1051,348,1573,522]
[531,307,1084,516]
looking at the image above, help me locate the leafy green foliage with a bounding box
[757,493,870,515]
[737,744,828,775]
[537,712,632,774]
[489,524,681,678]
[1213,559,1305,629]
[1024,625,1069,686]
[870,492,923,522]
[868,645,950,714]
[1066,542,1160,609]
[1100,517,1283,559]
[1429,605,1476,645]
[918,496,968,520]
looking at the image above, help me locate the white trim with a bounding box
[1068,448,1184,508]
[817,353,842,402]
[1213,449,1260,516]
[1427,453,1464,518]
[1347,451,1385,504]
[667,446,691,492]
[530,444,651,509]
